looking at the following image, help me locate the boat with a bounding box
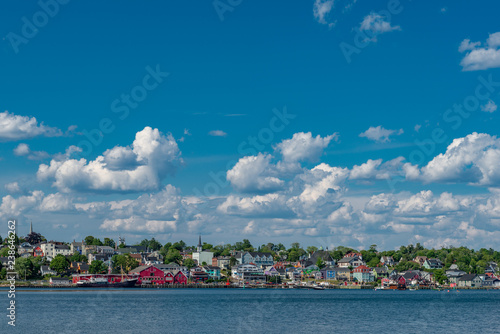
[76,276,138,288]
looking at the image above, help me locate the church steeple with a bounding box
[29,221,33,234]
[197,235,202,252]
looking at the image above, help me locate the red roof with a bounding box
[353,265,369,272]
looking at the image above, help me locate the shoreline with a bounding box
[0,284,498,291]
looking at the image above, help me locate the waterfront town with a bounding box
[1,223,499,290]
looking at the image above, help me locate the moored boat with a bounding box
[76,276,138,288]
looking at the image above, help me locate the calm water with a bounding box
[2,288,500,333]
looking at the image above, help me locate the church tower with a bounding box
[197,235,202,252]
[29,221,33,234]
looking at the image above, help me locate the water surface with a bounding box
[2,288,499,333]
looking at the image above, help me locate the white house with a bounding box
[40,243,72,259]
[40,265,57,276]
[337,256,365,268]
[232,263,266,281]
[96,246,114,254]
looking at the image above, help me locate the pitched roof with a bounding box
[129,265,155,273]
[426,258,443,265]
[41,265,55,271]
[248,252,273,258]
[354,265,369,271]
[338,257,357,263]
[403,271,419,279]
[459,274,478,281]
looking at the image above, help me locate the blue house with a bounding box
[321,266,336,280]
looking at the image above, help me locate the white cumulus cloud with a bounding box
[37,127,182,193]
[226,153,284,193]
[0,111,63,141]
[481,100,497,113]
[459,32,500,71]
[359,125,403,142]
[359,13,400,41]
[275,132,337,163]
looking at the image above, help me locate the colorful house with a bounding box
[320,267,336,280]
[130,265,168,285]
[203,266,221,280]
[176,271,188,284]
[174,270,188,284]
[33,246,44,257]
[373,267,388,279]
[353,265,374,282]
[264,266,280,277]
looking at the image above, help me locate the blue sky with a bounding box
[1,0,500,250]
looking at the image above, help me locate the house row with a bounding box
[445,265,500,287]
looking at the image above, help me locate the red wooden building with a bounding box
[130,265,168,284]
[174,270,187,284]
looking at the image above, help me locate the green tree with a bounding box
[25,232,43,245]
[89,260,107,274]
[111,254,139,273]
[14,257,34,279]
[229,256,237,267]
[183,258,196,269]
[103,238,116,248]
[70,252,88,263]
[316,257,325,269]
[367,256,381,267]
[92,238,103,246]
[331,250,344,261]
[0,247,10,257]
[148,238,162,251]
[307,246,318,254]
[172,241,186,251]
[84,236,95,245]
[50,254,70,274]
[30,256,45,275]
[431,269,447,284]
[268,275,282,284]
[395,261,420,272]
[164,248,182,264]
